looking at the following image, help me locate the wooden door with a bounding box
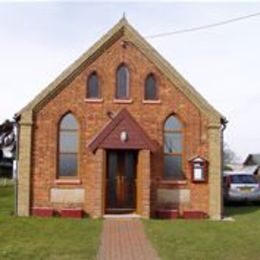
[106,150,137,213]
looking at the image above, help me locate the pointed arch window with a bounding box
[86,72,100,99]
[116,64,129,99]
[144,74,157,100]
[163,115,184,179]
[58,113,79,177]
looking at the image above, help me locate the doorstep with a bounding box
[103,213,141,219]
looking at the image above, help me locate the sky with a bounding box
[0,2,260,161]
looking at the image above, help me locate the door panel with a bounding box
[124,151,136,208]
[106,150,137,213]
[107,151,118,209]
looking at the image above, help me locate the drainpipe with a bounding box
[13,114,20,216]
[220,117,228,218]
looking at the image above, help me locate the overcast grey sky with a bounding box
[0,2,260,161]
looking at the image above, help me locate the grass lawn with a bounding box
[144,206,260,260]
[0,185,102,260]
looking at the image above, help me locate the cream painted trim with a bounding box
[17,18,224,124]
[123,26,223,121]
[17,19,126,116]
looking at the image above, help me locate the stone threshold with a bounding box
[103,213,141,219]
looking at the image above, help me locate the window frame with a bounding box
[163,115,184,180]
[57,113,79,179]
[144,73,158,100]
[86,71,100,99]
[115,64,130,100]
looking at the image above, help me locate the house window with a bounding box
[86,72,99,98]
[163,115,184,179]
[58,113,78,177]
[144,74,157,100]
[116,64,129,99]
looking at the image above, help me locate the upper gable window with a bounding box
[58,113,79,178]
[86,72,99,99]
[116,64,129,99]
[144,74,157,100]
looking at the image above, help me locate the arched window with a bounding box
[86,72,99,99]
[163,115,183,179]
[58,113,78,177]
[116,64,129,99]
[144,74,157,100]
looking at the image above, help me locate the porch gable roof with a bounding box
[88,108,156,152]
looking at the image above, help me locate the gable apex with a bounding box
[17,18,225,123]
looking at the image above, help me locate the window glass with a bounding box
[163,115,184,179]
[165,116,182,130]
[59,154,77,177]
[145,74,157,100]
[163,155,182,179]
[58,113,78,177]
[59,132,77,152]
[87,72,99,98]
[60,113,78,130]
[164,133,182,153]
[230,175,257,184]
[116,65,129,99]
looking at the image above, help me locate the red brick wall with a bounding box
[31,35,209,217]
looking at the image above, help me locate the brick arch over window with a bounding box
[144,73,157,100]
[86,71,100,99]
[163,114,184,180]
[58,112,79,178]
[116,64,129,99]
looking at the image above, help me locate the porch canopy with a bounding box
[88,108,156,152]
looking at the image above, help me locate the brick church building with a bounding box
[16,18,225,219]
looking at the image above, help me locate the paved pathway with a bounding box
[97,219,160,260]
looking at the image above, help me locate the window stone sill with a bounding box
[113,99,133,104]
[160,180,188,185]
[142,100,161,104]
[54,179,82,185]
[84,98,104,103]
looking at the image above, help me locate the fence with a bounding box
[0,178,14,186]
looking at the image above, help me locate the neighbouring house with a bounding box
[15,18,226,219]
[243,154,260,178]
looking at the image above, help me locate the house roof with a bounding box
[242,165,259,174]
[224,165,259,176]
[88,108,157,153]
[16,17,225,123]
[244,154,260,165]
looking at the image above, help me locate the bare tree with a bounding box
[0,120,15,157]
[223,143,238,169]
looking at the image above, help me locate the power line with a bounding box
[146,12,260,39]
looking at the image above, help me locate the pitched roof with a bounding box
[17,17,224,122]
[244,154,260,165]
[88,108,157,152]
